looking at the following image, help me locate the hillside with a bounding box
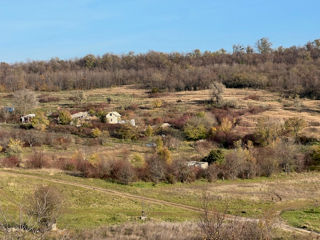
[0,86,320,239]
[0,39,320,99]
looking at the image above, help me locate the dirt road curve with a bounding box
[0,170,319,237]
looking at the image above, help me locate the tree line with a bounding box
[1,38,320,98]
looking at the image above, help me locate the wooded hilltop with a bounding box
[1,38,320,99]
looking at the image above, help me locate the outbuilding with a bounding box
[187,161,209,170]
[20,114,35,123]
[71,112,89,120]
[3,107,15,113]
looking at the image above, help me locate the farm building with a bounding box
[20,114,35,123]
[160,123,171,129]
[187,161,208,169]
[70,111,94,127]
[106,112,136,126]
[71,112,89,120]
[119,119,136,126]
[106,112,121,124]
[3,107,15,113]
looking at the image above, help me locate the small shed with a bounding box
[106,111,121,124]
[160,123,171,129]
[70,111,90,127]
[3,107,15,113]
[187,161,208,170]
[20,114,35,123]
[146,142,157,148]
[129,119,136,127]
[71,112,89,120]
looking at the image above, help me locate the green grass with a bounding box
[1,169,275,218]
[1,169,320,233]
[0,172,198,230]
[2,169,320,233]
[281,207,320,233]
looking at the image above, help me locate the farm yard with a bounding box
[1,85,320,239]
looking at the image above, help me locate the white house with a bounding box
[106,112,121,124]
[106,111,136,126]
[20,114,36,123]
[187,161,209,170]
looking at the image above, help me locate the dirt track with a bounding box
[0,169,319,237]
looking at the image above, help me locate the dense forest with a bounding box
[1,38,320,98]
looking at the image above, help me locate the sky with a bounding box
[0,0,319,63]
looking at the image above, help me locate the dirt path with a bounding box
[0,169,319,237]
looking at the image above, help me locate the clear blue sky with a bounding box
[1,0,319,63]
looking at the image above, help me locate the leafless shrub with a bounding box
[223,144,257,179]
[0,108,11,124]
[26,185,63,233]
[198,191,273,240]
[0,155,21,168]
[13,89,38,114]
[0,185,63,240]
[256,147,279,177]
[63,222,201,240]
[54,135,73,150]
[145,155,166,184]
[163,135,181,150]
[206,164,222,182]
[26,150,49,169]
[172,159,196,183]
[272,139,305,173]
[54,157,77,171]
[71,91,87,106]
[255,140,306,176]
[44,132,55,146]
[210,82,225,105]
[22,130,42,147]
[109,159,136,185]
[199,192,226,240]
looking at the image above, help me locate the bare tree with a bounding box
[198,190,274,240]
[0,185,66,240]
[232,44,245,54]
[256,38,272,54]
[23,130,40,147]
[146,155,165,184]
[13,89,38,115]
[0,108,10,124]
[210,82,225,105]
[198,191,226,240]
[73,91,87,106]
[0,200,39,239]
[26,185,63,233]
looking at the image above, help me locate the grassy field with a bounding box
[0,170,198,230]
[281,207,320,233]
[1,168,320,233]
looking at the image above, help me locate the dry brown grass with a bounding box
[64,222,201,240]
